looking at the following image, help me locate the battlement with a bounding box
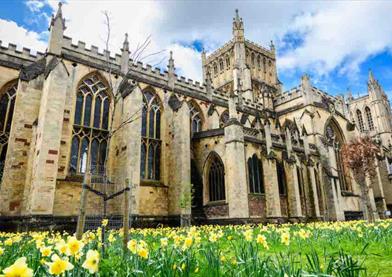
[205,40,234,62]
[275,86,303,105]
[62,36,122,64]
[245,40,274,58]
[0,40,45,62]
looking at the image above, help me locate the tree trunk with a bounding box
[122,180,130,252]
[358,178,374,223]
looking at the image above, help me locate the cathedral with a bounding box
[0,5,391,230]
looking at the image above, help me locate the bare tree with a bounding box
[341,136,380,222]
[76,10,166,247]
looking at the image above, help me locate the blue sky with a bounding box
[1,0,392,100]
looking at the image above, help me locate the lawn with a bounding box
[0,220,391,276]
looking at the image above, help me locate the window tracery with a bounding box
[0,83,17,180]
[70,74,109,174]
[356,109,365,132]
[325,120,352,191]
[140,90,161,181]
[219,110,229,128]
[276,161,287,195]
[188,101,203,135]
[365,107,374,131]
[248,154,264,193]
[208,153,225,201]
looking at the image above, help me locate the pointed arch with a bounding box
[324,116,345,143]
[204,151,225,202]
[188,100,204,135]
[276,160,287,195]
[324,116,352,191]
[70,73,110,174]
[356,109,365,132]
[219,110,229,128]
[247,154,264,194]
[365,106,374,131]
[140,88,162,181]
[0,80,18,181]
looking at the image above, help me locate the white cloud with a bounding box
[277,2,392,78]
[25,0,45,13]
[2,0,392,88]
[0,19,47,53]
[167,44,202,79]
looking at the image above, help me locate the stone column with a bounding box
[224,120,249,218]
[28,59,69,215]
[307,164,321,218]
[327,145,345,221]
[263,158,281,219]
[375,160,387,217]
[285,162,302,219]
[0,77,42,215]
[120,86,143,215]
[168,101,191,222]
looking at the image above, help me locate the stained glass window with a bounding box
[248,154,264,194]
[208,153,225,201]
[276,161,286,195]
[219,110,229,128]
[0,82,17,181]
[325,120,352,191]
[188,101,203,135]
[356,110,365,132]
[140,90,161,181]
[365,107,374,131]
[69,74,109,175]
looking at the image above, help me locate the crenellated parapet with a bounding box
[0,41,45,69]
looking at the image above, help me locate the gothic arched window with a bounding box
[365,107,374,131]
[219,110,229,128]
[356,109,365,132]
[0,82,17,180]
[208,153,225,201]
[226,56,230,68]
[213,63,218,75]
[188,101,203,135]
[219,59,224,71]
[276,161,286,195]
[325,120,352,191]
[70,74,109,174]
[140,90,161,181]
[257,55,261,69]
[251,53,255,67]
[263,57,266,73]
[248,154,264,193]
[296,166,304,197]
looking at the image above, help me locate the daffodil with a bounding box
[127,239,137,254]
[82,249,100,274]
[160,237,168,248]
[66,237,84,256]
[2,257,33,277]
[47,254,74,275]
[40,246,52,257]
[182,236,193,250]
[281,232,290,246]
[101,219,109,227]
[137,247,149,259]
[55,240,67,255]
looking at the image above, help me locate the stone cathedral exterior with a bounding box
[0,6,392,230]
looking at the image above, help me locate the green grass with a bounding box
[0,220,391,276]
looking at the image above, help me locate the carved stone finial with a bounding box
[168,50,175,72]
[49,1,66,31]
[270,40,275,51]
[123,33,129,52]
